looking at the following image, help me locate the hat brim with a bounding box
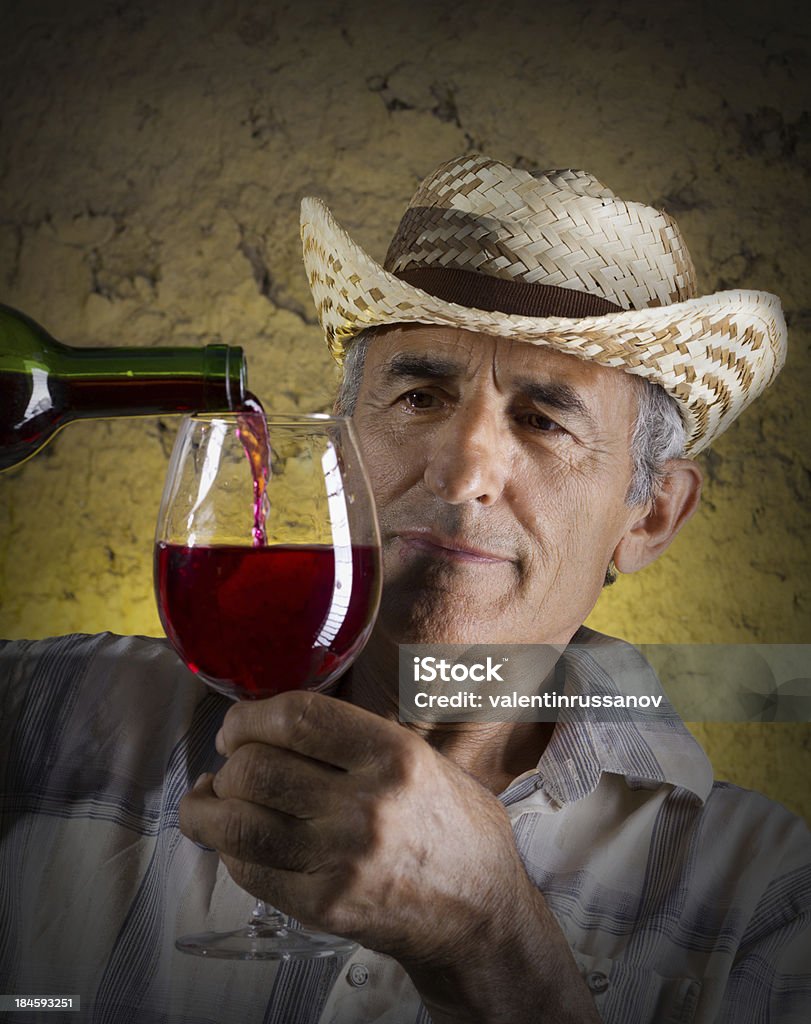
[301,197,787,455]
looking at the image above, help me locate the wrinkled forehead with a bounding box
[361,324,640,412]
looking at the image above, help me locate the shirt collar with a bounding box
[524,627,713,808]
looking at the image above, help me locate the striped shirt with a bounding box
[0,631,809,1023]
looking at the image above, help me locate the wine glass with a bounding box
[154,410,381,959]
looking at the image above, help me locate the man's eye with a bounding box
[523,412,563,433]
[402,390,437,410]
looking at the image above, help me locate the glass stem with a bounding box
[250,899,287,934]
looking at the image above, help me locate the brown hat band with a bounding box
[396,266,623,318]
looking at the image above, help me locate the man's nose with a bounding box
[423,400,508,506]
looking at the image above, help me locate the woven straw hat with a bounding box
[300,153,786,454]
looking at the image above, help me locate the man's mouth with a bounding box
[394,529,513,565]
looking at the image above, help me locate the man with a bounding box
[1,155,808,1023]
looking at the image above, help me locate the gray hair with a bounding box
[334,330,373,419]
[625,374,686,507]
[336,328,686,513]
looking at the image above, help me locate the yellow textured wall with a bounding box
[1,2,809,819]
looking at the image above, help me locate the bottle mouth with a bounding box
[203,344,247,409]
[226,345,247,408]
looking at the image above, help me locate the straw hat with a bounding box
[300,153,786,454]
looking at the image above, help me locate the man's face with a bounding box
[351,325,645,647]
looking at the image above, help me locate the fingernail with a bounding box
[215,728,226,755]
[193,772,211,791]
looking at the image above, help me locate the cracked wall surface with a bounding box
[0,0,809,819]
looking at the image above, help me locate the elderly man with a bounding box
[1,155,808,1024]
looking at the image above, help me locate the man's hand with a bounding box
[180,690,518,955]
[179,691,599,1023]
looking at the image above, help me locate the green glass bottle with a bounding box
[0,304,248,471]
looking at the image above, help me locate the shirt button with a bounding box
[347,963,369,987]
[585,970,610,994]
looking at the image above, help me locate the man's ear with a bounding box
[613,459,703,574]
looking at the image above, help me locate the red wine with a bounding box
[1,365,247,471]
[235,400,270,546]
[155,541,381,699]
[0,370,228,470]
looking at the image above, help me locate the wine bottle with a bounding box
[0,303,248,472]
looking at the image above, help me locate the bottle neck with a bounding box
[59,344,247,417]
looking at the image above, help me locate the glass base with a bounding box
[176,922,356,960]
